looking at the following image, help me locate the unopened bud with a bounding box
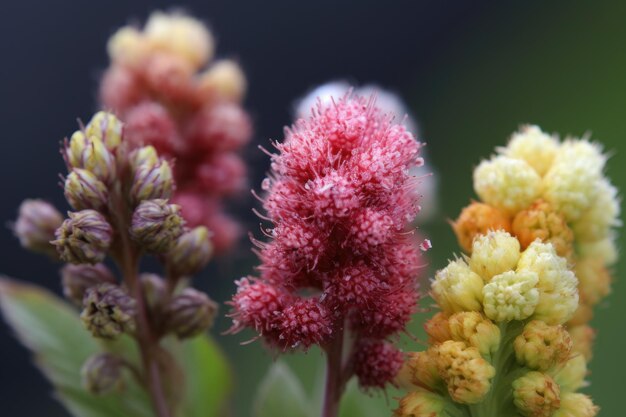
[514,320,572,371]
[84,111,123,151]
[140,273,167,313]
[513,371,560,417]
[448,311,501,356]
[61,263,116,305]
[395,389,445,417]
[66,133,116,184]
[554,393,599,417]
[81,283,136,339]
[81,352,125,395]
[130,159,173,205]
[13,199,63,258]
[166,226,213,277]
[130,145,159,169]
[163,288,218,338]
[53,210,113,264]
[130,199,184,253]
[452,202,511,253]
[64,169,109,211]
[198,60,247,102]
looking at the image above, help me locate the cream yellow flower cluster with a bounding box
[396,232,597,417]
[396,125,619,417]
[454,125,620,356]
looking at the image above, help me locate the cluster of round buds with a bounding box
[100,11,252,252]
[229,93,426,390]
[453,126,619,331]
[396,230,598,416]
[12,199,63,259]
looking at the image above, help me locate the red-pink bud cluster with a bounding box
[230,94,425,389]
[99,13,252,252]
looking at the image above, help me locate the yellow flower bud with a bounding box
[517,241,579,325]
[452,202,511,253]
[473,156,542,214]
[64,169,109,211]
[198,59,247,102]
[514,320,572,371]
[512,371,560,417]
[482,270,539,322]
[434,341,495,404]
[550,355,587,393]
[543,143,603,222]
[66,133,116,184]
[572,178,620,242]
[395,389,445,417]
[431,259,484,314]
[130,159,174,205]
[85,111,123,151]
[553,393,599,417]
[512,199,574,259]
[130,145,159,170]
[568,325,595,362]
[575,257,611,307]
[501,125,559,176]
[144,11,214,69]
[552,139,606,175]
[423,312,452,344]
[107,27,150,68]
[469,230,521,281]
[448,312,500,356]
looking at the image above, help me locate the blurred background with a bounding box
[0,0,624,415]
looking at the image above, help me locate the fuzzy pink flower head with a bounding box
[353,339,404,389]
[230,93,425,359]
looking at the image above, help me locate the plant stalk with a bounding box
[322,328,346,417]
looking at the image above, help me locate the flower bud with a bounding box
[61,263,116,305]
[469,230,521,281]
[569,325,595,361]
[514,320,572,371]
[512,371,560,417]
[13,199,63,258]
[550,355,587,392]
[81,283,136,339]
[434,340,495,404]
[501,125,559,176]
[84,111,123,151]
[448,311,501,356]
[554,393,599,417]
[140,273,167,313]
[512,199,574,259]
[64,169,109,211]
[452,202,511,253]
[423,312,452,344]
[198,59,247,102]
[66,133,117,184]
[482,270,539,322]
[52,210,113,264]
[130,199,185,253]
[130,145,159,169]
[353,340,403,389]
[166,226,213,277]
[163,288,218,339]
[395,389,445,417]
[81,352,125,395]
[130,158,174,204]
[107,26,150,68]
[402,349,441,390]
[431,259,484,314]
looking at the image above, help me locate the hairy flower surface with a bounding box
[100,11,251,252]
[230,93,424,390]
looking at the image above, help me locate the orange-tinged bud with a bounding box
[452,202,511,253]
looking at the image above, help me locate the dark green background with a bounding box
[0,1,623,415]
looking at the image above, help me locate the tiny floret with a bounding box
[81,283,136,339]
[473,155,542,213]
[452,202,511,253]
[501,125,559,176]
[431,259,484,314]
[13,199,63,258]
[482,270,539,322]
[469,230,521,281]
[512,371,561,417]
[53,210,113,265]
[514,320,572,371]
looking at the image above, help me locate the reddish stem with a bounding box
[322,328,347,417]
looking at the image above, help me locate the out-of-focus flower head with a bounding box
[230,92,426,390]
[100,11,252,253]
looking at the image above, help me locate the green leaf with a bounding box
[168,334,232,417]
[253,361,314,417]
[338,380,391,417]
[0,277,153,417]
